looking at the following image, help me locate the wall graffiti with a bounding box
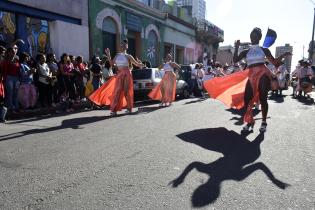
[26,17,50,57]
[0,11,16,47]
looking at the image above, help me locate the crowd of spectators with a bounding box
[0,42,115,122]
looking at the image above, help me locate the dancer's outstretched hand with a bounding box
[168,178,184,188]
[234,40,241,48]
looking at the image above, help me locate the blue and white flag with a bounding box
[263,28,277,48]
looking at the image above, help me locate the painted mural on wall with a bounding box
[26,17,50,57]
[0,11,16,47]
[147,30,158,67]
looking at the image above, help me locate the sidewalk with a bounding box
[6,101,94,120]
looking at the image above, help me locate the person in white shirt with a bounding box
[196,64,206,99]
[275,61,287,96]
[37,54,52,107]
[189,63,199,97]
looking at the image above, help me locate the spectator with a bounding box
[60,53,76,102]
[90,56,102,91]
[37,54,52,107]
[1,46,20,113]
[74,55,87,101]
[47,53,59,105]
[190,63,200,97]
[0,46,6,62]
[102,59,114,82]
[0,62,7,122]
[18,52,37,109]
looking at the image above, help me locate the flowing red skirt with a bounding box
[89,69,134,112]
[204,65,272,123]
[148,71,176,103]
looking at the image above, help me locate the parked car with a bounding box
[132,68,190,99]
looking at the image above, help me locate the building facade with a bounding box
[196,19,224,62]
[276,44,293,71]
[217,45,234,65]
[89,0,167,67]
[0,0,89,59]
[89,0,198,66]
[176,0,206,21]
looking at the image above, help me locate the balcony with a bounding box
[197,19,224,43]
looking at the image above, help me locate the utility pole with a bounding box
[308,0,315,63]
[310,7,315,62]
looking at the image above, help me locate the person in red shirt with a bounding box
[1,46,20,112]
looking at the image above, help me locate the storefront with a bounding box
[0,0,89,59]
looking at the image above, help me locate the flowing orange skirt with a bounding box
[204,65,272,123]
[89,68,134,112]
[148,71,176,103]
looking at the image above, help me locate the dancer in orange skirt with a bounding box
[89,39,144,116]
[204,28,291,132]
[148,54,180,107]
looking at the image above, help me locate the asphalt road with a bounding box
[0,89,314,210]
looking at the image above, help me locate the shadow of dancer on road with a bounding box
[0,115,111,141]
[170,127,290,207]
[226,108,260,125]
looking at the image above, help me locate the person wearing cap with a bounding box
[204,27,291,133]
[148,53,180,106]
[89,39,144,116]
[291,59,313,98]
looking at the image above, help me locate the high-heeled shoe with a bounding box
[259,121,267,132]
[242,123,254,132]
[110,111,117,116]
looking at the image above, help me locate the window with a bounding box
[102,17,117,56]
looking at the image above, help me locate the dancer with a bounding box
[204,27,291,132]
[89,39,144,116]
[149,54,180,106]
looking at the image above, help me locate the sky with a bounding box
[205,0,314,68]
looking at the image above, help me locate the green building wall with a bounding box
[88,0,165,66]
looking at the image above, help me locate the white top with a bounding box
[163,62,173,72]
[191,68,198,79]
[115,53,129,67]
[294,67,313,79]
[246,45,265,66]
[38,63,51,84]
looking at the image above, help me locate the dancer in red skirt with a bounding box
[204,28,291,132]
[148,54,180,107]
[89,39,144,116]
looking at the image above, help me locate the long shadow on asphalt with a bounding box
[170,127,289,207]
[184,98,207,105]
[295,96,315,105]
[268,94,288,103]
[7,100,160,124]
[0,115,127,141]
